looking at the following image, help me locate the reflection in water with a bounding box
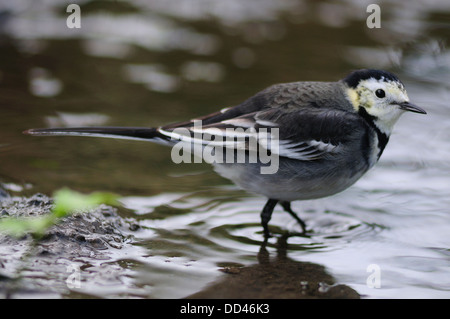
[124,64,180,93]
[28,67,62,97]
[0,0,450,298]
[188,234,360,299]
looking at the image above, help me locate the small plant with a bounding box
[0,188,120,296]
[0,188,119,238]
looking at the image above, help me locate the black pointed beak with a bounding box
[398,102,427,114]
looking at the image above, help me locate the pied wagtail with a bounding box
[25,69,427,237]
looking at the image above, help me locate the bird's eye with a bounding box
[375,89,385,98]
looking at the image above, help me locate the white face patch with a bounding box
[360,78,408,105]
[350,77,410,135]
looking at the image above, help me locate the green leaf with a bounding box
[0,188,120,238]
[51,188,119,218]
[0,215,55,238]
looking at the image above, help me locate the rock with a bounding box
[0,193,139,298]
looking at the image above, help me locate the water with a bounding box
[0,0,449,299]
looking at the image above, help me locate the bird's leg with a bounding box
[260,199,278,238]
[280,201,307,233]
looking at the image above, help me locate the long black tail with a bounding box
[24,126,170,144]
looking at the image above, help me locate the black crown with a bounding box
[344,69,402,88]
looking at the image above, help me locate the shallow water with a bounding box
[0,0,450,298]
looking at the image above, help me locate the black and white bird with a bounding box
[25,69,426,237]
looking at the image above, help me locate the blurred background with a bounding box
[0,0,449,298]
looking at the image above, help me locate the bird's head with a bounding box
[343,69,426,135]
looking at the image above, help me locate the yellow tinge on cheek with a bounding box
[346,88,359,111]
[359,88,374,109]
